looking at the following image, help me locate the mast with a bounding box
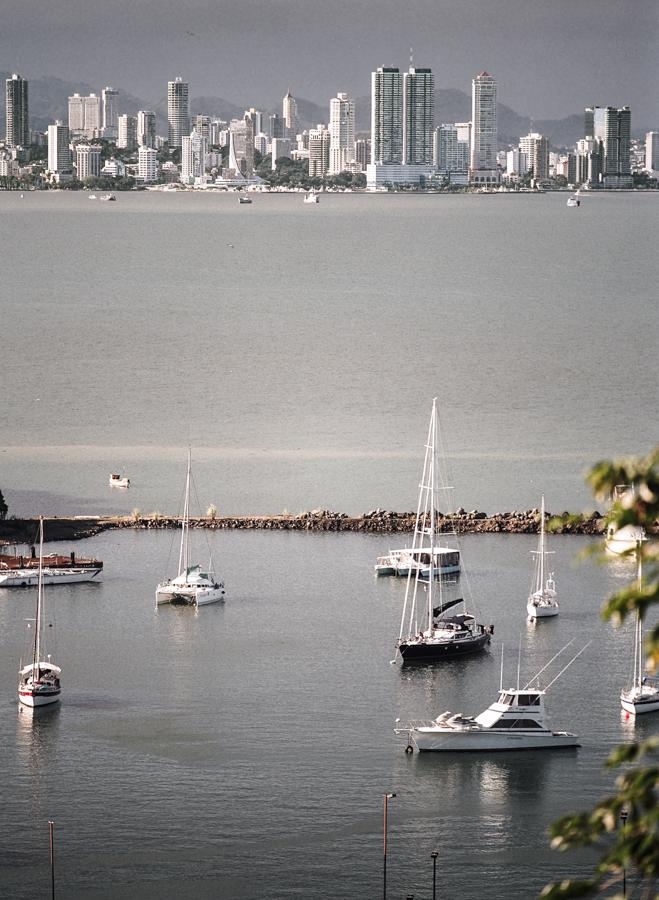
[427,399,437,633]
[178,448,191,575]
[33,517,44,673]
[539,494,545,591]
[635,546,643,689]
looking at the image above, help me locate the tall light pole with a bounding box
[383,792,396,900]
[431,850,438,900]
[620,808,628,897]
[48,820,55,900]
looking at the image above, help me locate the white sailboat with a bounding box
[17,519,62,708]
[303,191,319,204]
[394,399,492,663]
[566,190,581,208]
[527,495,559,619]
[155,450,226,607]
[396,641,587,752]
[605,485,646,556]
[620,551,659,716]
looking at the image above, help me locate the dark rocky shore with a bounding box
[0,507,626,545]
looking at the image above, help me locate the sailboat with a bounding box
[17,518,62,707]
[394,399,493,663]
[566,190,581,208]
[526,495,559,619]
[605,485,646,556]
[155,450,226,607]
[620,550,659,716]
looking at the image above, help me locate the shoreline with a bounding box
[0,508,623,545]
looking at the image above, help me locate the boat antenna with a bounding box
[544,641,592,692]
[516,635,522,690]
[523,638,576,690]
[499,643,504,692]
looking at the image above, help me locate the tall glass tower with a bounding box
[5,73,29,147]
[470,72,497,177]
[371,67,403,165]
[403,67,434,165]
[168,77,190,150]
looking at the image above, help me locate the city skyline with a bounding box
[0,0,656,123]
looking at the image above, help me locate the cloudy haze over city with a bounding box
[2,0,657,119]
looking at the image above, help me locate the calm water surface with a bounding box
[0,530,654,898]
[0,191,657,518]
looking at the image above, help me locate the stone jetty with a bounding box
[0,507,625,545]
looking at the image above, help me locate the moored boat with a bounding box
[620,550,659,716]
[605,485,646,556]
[375,546,460,578]
[303,191,319,204]
[109,473,130,488]
[526,495,559,619]
[17,519,62,708]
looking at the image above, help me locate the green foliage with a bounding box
[542,447,659,898]
[0,489,7,520]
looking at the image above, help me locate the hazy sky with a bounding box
[2,0,657,120]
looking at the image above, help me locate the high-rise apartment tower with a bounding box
[371,67,403,165]
[328,93,355,175]
[168,77,190,149]
[403,67,433,164]
[470,72,498,183]
[5,74,29,147]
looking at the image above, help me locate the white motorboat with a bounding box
[17,519,62,708]
[394,399,492,664]
[109,473,130,488]
[566,190,581,208]
[99,193,116,201]
[155,450,226,607]
[527,495,559,619]
[397,641,587,751]
[620,551,659,716]
[303,191,319,204]
[605,485,646,556]
[375,545,460,578]
[238,195,252,204]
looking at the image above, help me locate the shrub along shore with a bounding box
[0,507,628,545]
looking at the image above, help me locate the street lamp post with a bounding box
[620,808,629,897]
[431,850,438,900]
[383,792,396,900]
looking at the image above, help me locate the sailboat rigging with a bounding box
[620,547,659,715]
[526,495,559,619]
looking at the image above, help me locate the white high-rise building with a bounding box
[181,128,207,184]
[117,115,137,150]
[138,146,159,183]
[470,72,498,183]
[254,132,268,156]
[68,93,101,139]
[101,87,118,140]
[403,67,434,165]
[47,121,72,179]
[137,110,156,148]
[75,143,102,180]
[168,77,189,149]
[229,116,254,177]
[328,93,355,175]
[645,132,659,174]
[6,73,29,147]
[434,124,470,172]
[371,67,403,165]
[308,123,330,177]
[282,91,297,139]
[519,132,549,180]
[506,148,528,176]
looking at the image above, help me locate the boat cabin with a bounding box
[475,689,548,729]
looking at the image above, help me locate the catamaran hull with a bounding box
[156,587,225,606]
[0,568,102,587]
[413,730,579,751]
[399,632,491,662]
[18,689,61,708]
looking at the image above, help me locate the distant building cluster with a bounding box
[2,67,657,190]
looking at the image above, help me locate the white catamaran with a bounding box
[394,399,492,664]
[527,495,559,619]
[155,450,226,607]
[17,519,62,708]
[620,549,659,716]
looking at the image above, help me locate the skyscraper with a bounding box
[101,87,118,140]
[645,132,659,174]
[138,146,159,183]
[117,115,137,150]
[137,110,157,148]
[308,124,330,177]
[588,106,632,186]
[371,67,403,165]
[6,73,29,147]
[68,93,101,139]
[181,128,207,183]
[403,67,434,165]
[470,72,498,183]
[168,77,189,149]
[47,121,72,179]
[435,124,469,172]
[519,132,549,180]
[328,93,355,175]
[282,91,298,140]
[229,116,255,177]
[75,144,102,179]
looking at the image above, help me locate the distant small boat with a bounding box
[303,191,319,204]
[99,193,116,201]
[88,194,97,200]
[238,195,252,204]
[567,190,581,208]
[109,473,130,489]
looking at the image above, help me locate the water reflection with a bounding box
[16,703,61,810]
